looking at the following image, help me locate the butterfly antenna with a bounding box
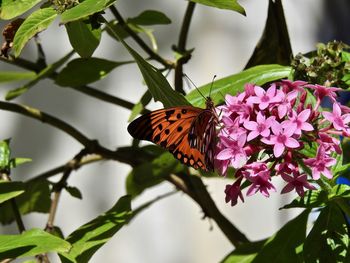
[183,73,206,100]
[209,75,217,98]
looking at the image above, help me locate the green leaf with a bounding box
[329,184,350,199]
[55,57,130,87]
[0,228,71,260]
[9,157,32,169]
[341,51,350,62]
[186,64,291,107]
[59,196,132,263]
[13,7,57,57]
[127,10,172,25]
[126,152,183,197]
[60,0,117,23]
[65,20,101,58]
[0,71,36,83]
[0,181,25,204]
[0,0,42,20]
[252,209,310,263]
[128,90,152,122]
[281,190,328,209]
[221,239,267,263]
[0,139,11,170]
[303,204,349,262]
[0,179,50,224]
[245,0,292,68]
[114,34,190,107]
[190,0,245,15]
[6,51,74,100]
[65,186,83,200]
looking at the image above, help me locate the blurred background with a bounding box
[0,0,349,262]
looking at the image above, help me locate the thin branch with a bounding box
[174,2,196,94]
[109,5,174,69]
[0,55,149,113]
[0,101,92,146]
[46,149,87,232]
[1,173,26,233]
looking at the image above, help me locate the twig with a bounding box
[109,5,174,69]
[174,2,196,94]
[1,173,26,233]
[45,149,87,232]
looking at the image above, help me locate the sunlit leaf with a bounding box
[13,7,57,57]
[190,0,245,14]
[0,181,25,204]
[0,0,42,20]
[0,71,36,83]
[0,228,71,259]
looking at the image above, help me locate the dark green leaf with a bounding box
[0,179,50,224]
[190,0,245,15]
[281,190,327,209]
[60,0,117,23]
[221,239,267,263]
[0,139,11,170]
[55,57,130,87]
[0,228,70,260]
[0,71,36,83]
[128,90,152,122]
[65,186,83,200]
[65,20,101,58]
[109,27,190,107]
[303,204,349,262]
[126,152,184,197]
[13,7,57,57]
[6,51,74,100]
[245,0,292,68]
[0,181,25,204]
[252,209,310,263]
[127,10,171,25]
[0,0,42,20]
[59,196,132,263]
[105,21,130,41]
[186,64,291,107]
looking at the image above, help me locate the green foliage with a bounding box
[190,0,246,15]
[0,71,36,83]
[0,0,42,20]
[292,41,350,88]
[65,20,101,58]
[0,228,71,260]
[186,64,291,107]
[0,181,25,204]
[59,196,132,263]
[12,7,58,57]
[127,10,172,25]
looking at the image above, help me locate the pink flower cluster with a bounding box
[215,80,350,206]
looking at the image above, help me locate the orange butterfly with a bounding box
[127,97,219,171]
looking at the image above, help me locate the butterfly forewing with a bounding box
[128,101,218,171]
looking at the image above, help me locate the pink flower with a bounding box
[244,163,276,197]
[261,123,300,157]
[215,134,247,169]
[225,178,244,206]
[281,173,316,197]
[275,89,298,118]
[282,109,314,135]
[318,133,342,154]
[279,79,307,93]
[243,112,275,141]
[307,84,341,101]
[247,84,281,110]
[303,146,337,180]
[323,103,350,132]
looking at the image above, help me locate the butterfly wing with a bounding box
[128,106,210,170]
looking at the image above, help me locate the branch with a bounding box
[174,2,196,94]
[109,5,174,69]
[0,101,92,146]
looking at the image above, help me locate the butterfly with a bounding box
[127,97,219,171]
